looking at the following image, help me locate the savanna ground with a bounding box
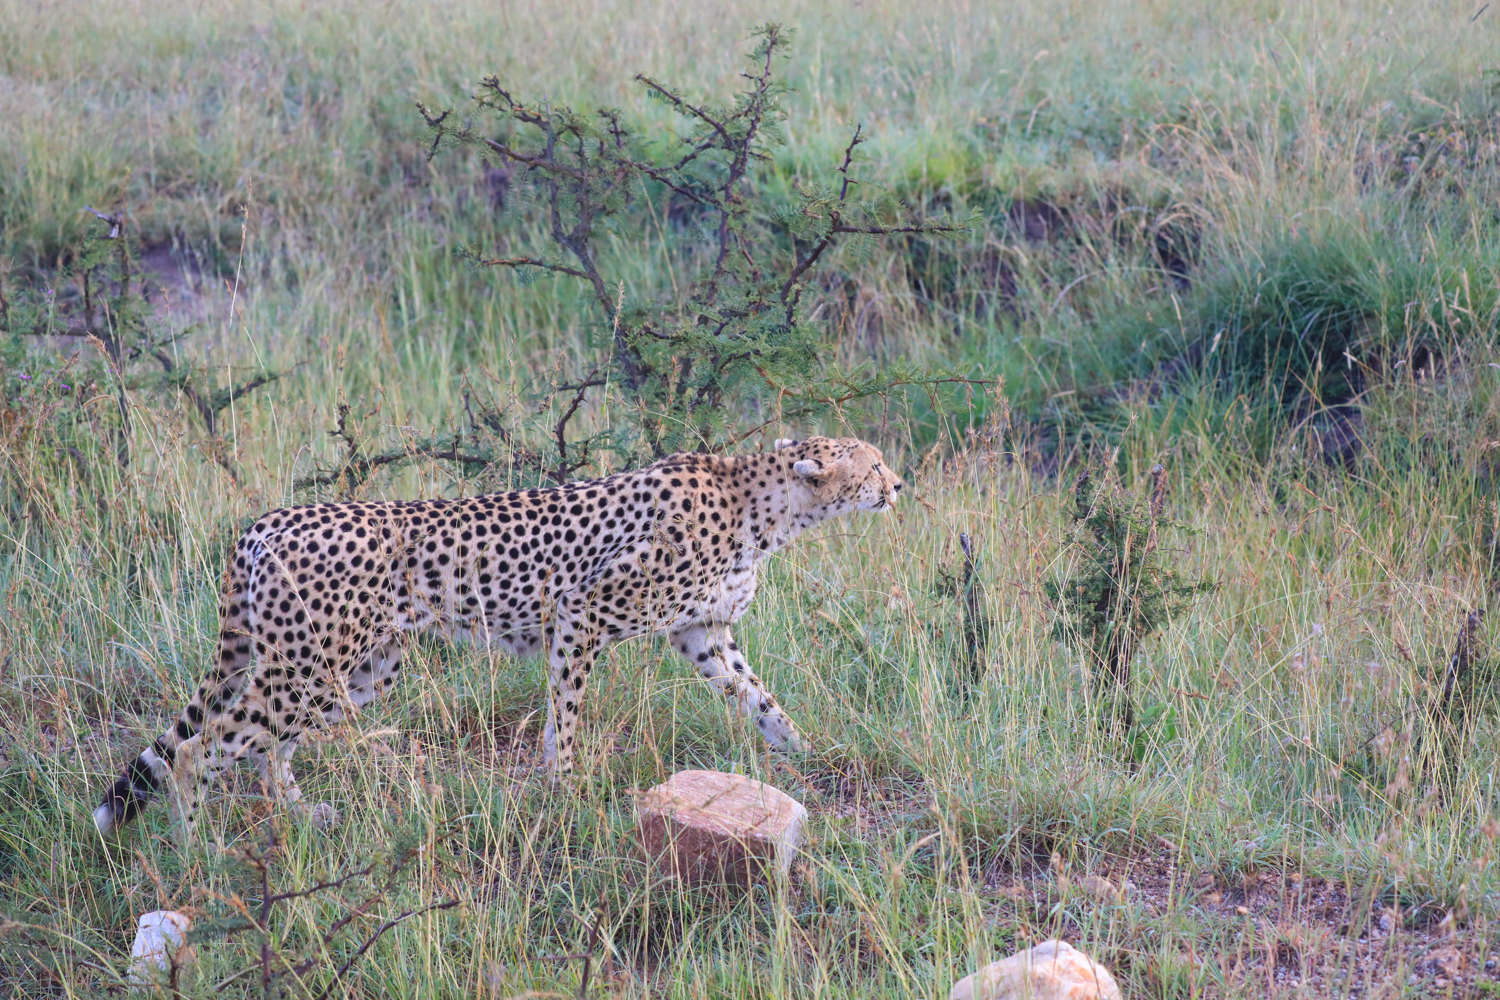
[4,0,1500,996]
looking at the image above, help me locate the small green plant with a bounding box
[0,209,282,485]
[1127,701,1180,765]
[1045,465,1215,752]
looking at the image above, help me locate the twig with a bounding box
[293,444,494,490]
[260,845,272,1000]
[309,898,459,1000]
[552,367,604,484]
[475,256,595,282]
[81,206,122,239]
[267,862,384,905]
[959,533,988,685]
[481,137,588,179]
[1425,608,1486,782]
[752,367,993,407]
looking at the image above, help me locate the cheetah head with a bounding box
[774,436,903,514]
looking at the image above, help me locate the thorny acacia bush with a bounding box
[0,817,458,998]
[1,209,281,483]
[420,25,982,467]
[0,211,283,580]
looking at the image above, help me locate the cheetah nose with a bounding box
[893,481,904,493]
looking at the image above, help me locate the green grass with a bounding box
[4,0,1500,996]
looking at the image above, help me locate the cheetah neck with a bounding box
[729,452,829,560]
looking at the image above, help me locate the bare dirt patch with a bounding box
[978,847,1498,998]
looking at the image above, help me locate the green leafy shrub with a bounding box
[1045,465,1215,751]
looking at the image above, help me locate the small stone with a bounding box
[127,910,195,988]
[950,940,1122,1000]
[1419,945,1465,978]
[1077,874,1130,903]
[636,770,807,886]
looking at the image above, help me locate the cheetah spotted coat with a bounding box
[95,436,902,839]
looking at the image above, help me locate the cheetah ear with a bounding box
[774,438,800,451]
[792,459,823,479]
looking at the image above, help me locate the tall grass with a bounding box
[3,0,1500,996]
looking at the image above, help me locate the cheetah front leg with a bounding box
[670,623,804,752]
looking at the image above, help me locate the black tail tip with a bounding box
[95,753,160,834]
[94,778,143,834]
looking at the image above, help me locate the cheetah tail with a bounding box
[93,737,174,834]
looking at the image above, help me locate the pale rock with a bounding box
[950,940,1122,1000]
[636,770,807,886]
[127,910,195,988]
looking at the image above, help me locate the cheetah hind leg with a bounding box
[168,716,316,846]
[541,609,602,781]
[237,635,401,830]
[167,730,229,846]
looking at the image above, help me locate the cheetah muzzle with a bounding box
[94,436,903,841]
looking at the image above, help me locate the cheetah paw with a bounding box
[307,802,341,830]
[780,734,811,754]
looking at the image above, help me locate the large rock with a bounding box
[126,910,195,988]
[950,940,1121,1000]
[635,770,807,886]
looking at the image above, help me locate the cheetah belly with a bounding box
[692,565,759,623]
[392,537,552,656]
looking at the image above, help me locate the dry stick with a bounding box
[777,124,868,324]
[752,368,993,408]
[212,829,461,996]
[475,255,593,282]
[1426,608,1485,782]
[959,533,986,685]
[296,444,494,491]
[295,404,493,492]
[151,351,273,485]
[541,906,607,1000]
[260,847,273,1000]
[547,282,624,482]
[79,209,134,468]
[552,366,604,484]
[482,103,640,389]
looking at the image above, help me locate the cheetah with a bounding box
[94,435,902,840]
